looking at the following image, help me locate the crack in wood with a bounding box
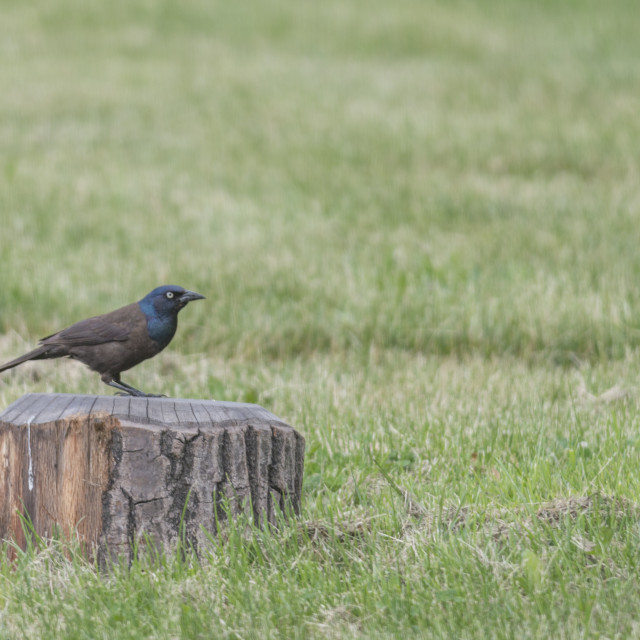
[121,488,136,564]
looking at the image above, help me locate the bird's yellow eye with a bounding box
[166,292,174,299]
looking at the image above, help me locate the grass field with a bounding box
[2,0,640,637]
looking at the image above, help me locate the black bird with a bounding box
[0,285,205,397]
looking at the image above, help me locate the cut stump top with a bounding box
[0,393,288,430]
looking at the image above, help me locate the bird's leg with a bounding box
[104,375,166,398]
[105,379,147,397]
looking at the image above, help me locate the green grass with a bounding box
[2,0,640,637]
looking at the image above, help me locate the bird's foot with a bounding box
[106,378,167,397]
[113,391,168,398]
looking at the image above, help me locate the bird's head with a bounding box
[139,285,205,318]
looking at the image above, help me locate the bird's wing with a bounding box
[40,304,137,347]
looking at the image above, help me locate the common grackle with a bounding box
[0,285,205,397]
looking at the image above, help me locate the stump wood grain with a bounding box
[0,393,304,564]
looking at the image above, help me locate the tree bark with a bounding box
[0,393,304,564]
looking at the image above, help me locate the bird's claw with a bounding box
[113,392,168,398]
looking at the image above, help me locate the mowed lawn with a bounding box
[1,1,640,638]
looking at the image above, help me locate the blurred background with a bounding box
[2,0,639,380]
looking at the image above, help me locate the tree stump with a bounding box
[0,393,304,564]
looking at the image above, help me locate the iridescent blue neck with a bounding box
[138,300,178,347]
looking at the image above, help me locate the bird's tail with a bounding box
[0,345,53,373]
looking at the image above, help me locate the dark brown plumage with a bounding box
[0,285,205,396]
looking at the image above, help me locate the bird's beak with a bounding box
[181,290,206,303]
